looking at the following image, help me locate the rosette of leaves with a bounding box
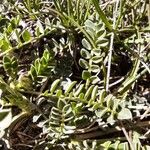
[79,15,108,84]
[30,49,55,80]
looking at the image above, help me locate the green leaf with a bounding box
[95,23,103,31]
[65,81,77,95]
[74,84,84,97]
[1,39,10,51]
[91,56,103,63]
[90,75,100,84]
[14,29,21,43]
[111,99,119,113]
[35,27,41,36]
[93,48,101,55]
[96,38,108,47]
[34,59,41,75]
[12,59,18,68]
[88,98,94,106]
[43,49,50,61]
[98,89,106,103]
[30,65,37,79]
[41,57,47,66]
[82,70,91,80]
[92,103,100,110]
[91,85,98,100]
[22,30,31,42]
[84,85,94,100]
[101,141,112,148]
[7,24,13,33]
[50,79,61,94]
[106,96,114,109]
[79,59,89,69]
[104,94,113,102]
[90,65,100,73]
[82,38,92,50]
[80,48,91,59]
[85,20,95,29]
[118,108,132,120]
[78,93,85,100]
[118,142,129,150]
[108,141,120,149]
[36,20,44,34]
[96,28,106,38]
[86,29,95,38]
[3,55,10,64]
[95,108,108,118]
[56,89,62,97]
[57,99,66,110]
[50,110,61,119]
[37,62,42,75]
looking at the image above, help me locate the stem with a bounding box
[106,0,120,92]
[106,32,114,92]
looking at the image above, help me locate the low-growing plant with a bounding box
[0,0,150,149]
